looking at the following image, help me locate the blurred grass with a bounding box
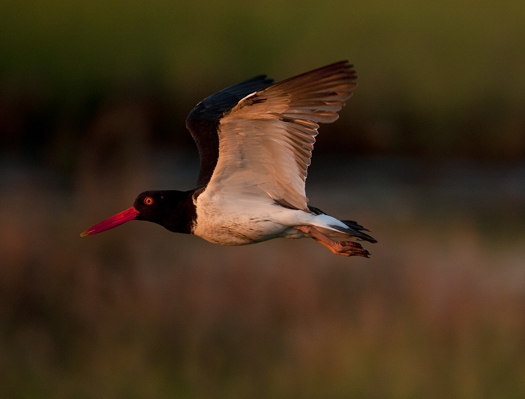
[1,156,525,398]
[1,0,525,159]
[2,0,525,397]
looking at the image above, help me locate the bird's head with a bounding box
[81,190,194,236]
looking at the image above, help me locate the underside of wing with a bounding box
[186,74,274,187]
[210,61,357,211]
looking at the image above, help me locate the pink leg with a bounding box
[295,226,370,258]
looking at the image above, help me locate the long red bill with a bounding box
[81,206,140,237]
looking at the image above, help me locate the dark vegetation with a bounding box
[1,0,525,397]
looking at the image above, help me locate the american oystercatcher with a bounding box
[81,61,376,257]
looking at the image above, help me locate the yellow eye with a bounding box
[144,197,154,205]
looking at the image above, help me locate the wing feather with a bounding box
[186,74,274,187]
[206,61,357,211]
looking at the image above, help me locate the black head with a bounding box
[81,190,196,236]
[133,190,196,232]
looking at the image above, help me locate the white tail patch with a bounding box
[310,214,352,238]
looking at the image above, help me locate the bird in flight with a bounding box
[81,61,376,257]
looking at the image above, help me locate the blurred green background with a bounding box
[1,0,525,398]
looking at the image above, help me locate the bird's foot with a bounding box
[328,240,370,257]
[295,226,370,257]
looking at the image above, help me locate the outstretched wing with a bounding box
[207,61,357,211]
[186,74,274,187]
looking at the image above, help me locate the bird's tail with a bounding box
[308,206,377,243]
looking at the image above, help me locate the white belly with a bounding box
[191,193,308,246]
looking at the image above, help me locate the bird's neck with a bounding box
[155,190,197,234]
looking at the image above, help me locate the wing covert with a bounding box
[209,61,357,211]
[186,74,274,187]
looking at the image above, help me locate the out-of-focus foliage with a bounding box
[1,1,525,398]
[1,0,524,160]
[1,158,525,398]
